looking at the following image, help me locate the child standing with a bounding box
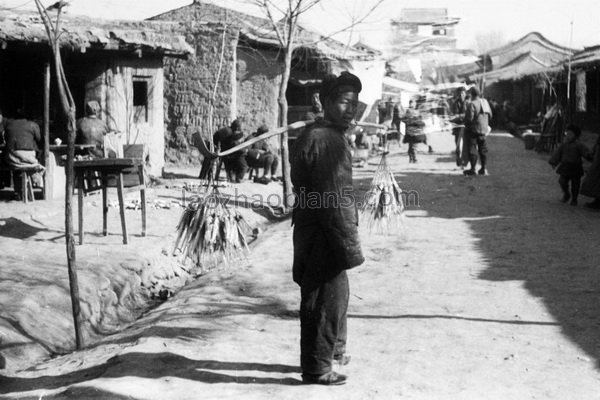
[549,124,592,206]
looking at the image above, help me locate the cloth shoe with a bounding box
[302,371,347,385]
[478,168,489,176]
[253,176,271,185]
[463,169,476,176]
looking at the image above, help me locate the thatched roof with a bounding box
[0,9,193,57]
[239,20,379,61]
[150,0,381,61]
[150,1,377,62]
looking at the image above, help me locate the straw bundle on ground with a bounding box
[173,186,251,272]
[361,153,405,233]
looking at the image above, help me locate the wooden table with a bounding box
[46,144,99,200]
[49,144,98,152]
[74,158,146,245]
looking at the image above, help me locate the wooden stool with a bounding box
[18,169,35,203]
[0,165,42,203]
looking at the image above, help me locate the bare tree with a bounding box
[249,0,384,210]
[34,0,83,349]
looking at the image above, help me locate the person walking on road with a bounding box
[450,87,468,167]
[463,86,493,176]
[549,124,592,206]
[290,71,365,386]
[402,99,427,163]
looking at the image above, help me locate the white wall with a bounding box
[105,58,165,177]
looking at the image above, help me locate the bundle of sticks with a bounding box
[173,186,252,272]
[361,150,405,233]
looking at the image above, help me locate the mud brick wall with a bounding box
[162,23,238,165]
[153,3,240,165]
[152,3,285,166]
[236,46,282,151]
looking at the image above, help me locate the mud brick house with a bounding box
[150,0,383,165]
[487,44,600,132]
[0,9,192,181]
[556,46,600,131]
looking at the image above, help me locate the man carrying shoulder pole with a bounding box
[290,71,365,385]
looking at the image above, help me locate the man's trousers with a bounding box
[300,270,349,375]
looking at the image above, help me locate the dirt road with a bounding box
[2,131,600,399]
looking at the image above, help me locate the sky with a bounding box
[2,0,600,52]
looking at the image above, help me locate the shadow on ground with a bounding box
[0,352,301,394]
[355,133,600,368]
[162,171,199,180]
[0,217,45,239]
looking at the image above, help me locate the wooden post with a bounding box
[279,46,293,211]
[565,21,574,127]
[116,172,128,245]
[43,62,51,200]
[481,54,487,97]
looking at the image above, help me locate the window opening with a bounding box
[133,79,148,123]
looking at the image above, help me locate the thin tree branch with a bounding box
[311,0,385,46]
[208,16,229,147]
[33,0,57,40]
[297,0,320,14]
[259,0,286,47]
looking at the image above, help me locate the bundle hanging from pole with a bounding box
[360,136,405,234]
[173,184,252,273]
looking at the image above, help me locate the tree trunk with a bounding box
[64,107,83,349]
[279,48,293,210]
[43,62,50,200]
[34,0,83,351]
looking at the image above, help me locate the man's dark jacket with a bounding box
[291,121,364,290]
[3,119,41,151]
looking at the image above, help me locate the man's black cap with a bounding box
[319,71,362,104]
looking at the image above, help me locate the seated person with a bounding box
[221,119,248,183]
[2,109,44,198]
[245,124,279,184]
[76,100,109,158]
